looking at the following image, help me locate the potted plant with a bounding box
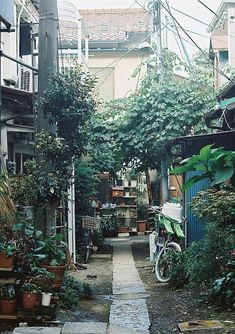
[21,282,40,309]
[27,265,55,288]
[136,197,148,232]
[0,240,16,269]
[40,235,67,288]
[0,286,17,315]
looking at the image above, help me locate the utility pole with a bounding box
[37,0,58,132]
[153,0,169,203]
[37,0,58,235]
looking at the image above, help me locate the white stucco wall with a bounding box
[89,50,150,101]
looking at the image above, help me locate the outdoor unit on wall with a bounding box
[20,68,31,92]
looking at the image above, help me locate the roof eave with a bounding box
[207,1,229,33]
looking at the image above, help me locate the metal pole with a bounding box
[153,0,169,203]
[0,21,2,108]
[37,0,58,132]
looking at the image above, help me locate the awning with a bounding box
[220,96,235,109]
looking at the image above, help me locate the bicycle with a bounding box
[153,204,185,283]
[83,227,93,264]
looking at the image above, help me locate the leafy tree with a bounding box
[41,66,96,156]
[74,157,99,216]
[87,104,124,177]
[24,67,97,233]
[111,50,216,172]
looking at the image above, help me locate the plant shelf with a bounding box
[0,314,17,320]
[0,267,13,272]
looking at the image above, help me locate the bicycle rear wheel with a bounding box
[155,242,181,283]
[83,232,93,264]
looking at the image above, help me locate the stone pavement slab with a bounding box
[110,239,150,333]
[13,328,61,334]
[91,254,112,259]
[112,283,146,295]
[109,299,150,332]
[61,322,107,334]
[107,324,149,334]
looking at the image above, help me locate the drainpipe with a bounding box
[16,0,26,82]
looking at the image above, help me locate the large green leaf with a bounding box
[199,144,213,161]
[182,174,206,192]
[212,167,234,186]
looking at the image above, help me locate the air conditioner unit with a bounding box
[20,68,31,92]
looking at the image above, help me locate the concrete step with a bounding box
[61,323,149,334]
[13,327,61,334]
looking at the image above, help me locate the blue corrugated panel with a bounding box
[185,171,210,245]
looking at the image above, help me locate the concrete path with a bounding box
[109,238,150,333]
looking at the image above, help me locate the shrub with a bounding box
[212,260,235,310]
[58,276,93,310]
[169,249,189,288]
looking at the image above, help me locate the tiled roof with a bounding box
[80,8,153,41]
[59,8,153,43]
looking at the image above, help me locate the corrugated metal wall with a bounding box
[185,171,210,245]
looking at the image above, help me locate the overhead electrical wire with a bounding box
[171,7,209,27]
[196,0,221,19]
[162,22,195,47]
[160,1,233,83]
[93,28,153,76]
[93,31,154,93]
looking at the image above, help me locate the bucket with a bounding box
[41,292,52,306]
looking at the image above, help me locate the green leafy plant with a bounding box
[21,282,40,293]
[212,262,235,309]
[74,157,99,216]
[0,240,16,257]
[41,234,67,266]
[168,250,189,288]
[107,50,216,173]
[30,265,55,281]
[58,276,93,310]
[191,188,235,225]
[171,145,235,191]
[0,286,16,301]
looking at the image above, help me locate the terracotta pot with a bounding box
[0,251,14,269]
[137,220,147,232]
[118,227,129,233]
[0,299,17,315]
[44,265,66,288]
[22,292,38,309]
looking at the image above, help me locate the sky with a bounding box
[75,0,222,59]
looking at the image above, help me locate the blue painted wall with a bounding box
[184,171,210,245]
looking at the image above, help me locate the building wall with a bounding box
[88,50,149,101]
[1,0,38,92]
[0,0,38,169]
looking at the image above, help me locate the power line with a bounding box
[162,22,195,47]
[171,7,209,27]
[93,30,153,76]
[197,0,221,19]
[134,0,148,12]
[161,1,233,83]
[93,31,154,93]
[166,1,191,66]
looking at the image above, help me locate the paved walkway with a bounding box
[109,238,150,333]
[13,238,150,334]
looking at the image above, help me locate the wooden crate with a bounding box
[112,188,124,197]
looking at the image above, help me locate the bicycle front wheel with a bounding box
[155,242,181,283]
